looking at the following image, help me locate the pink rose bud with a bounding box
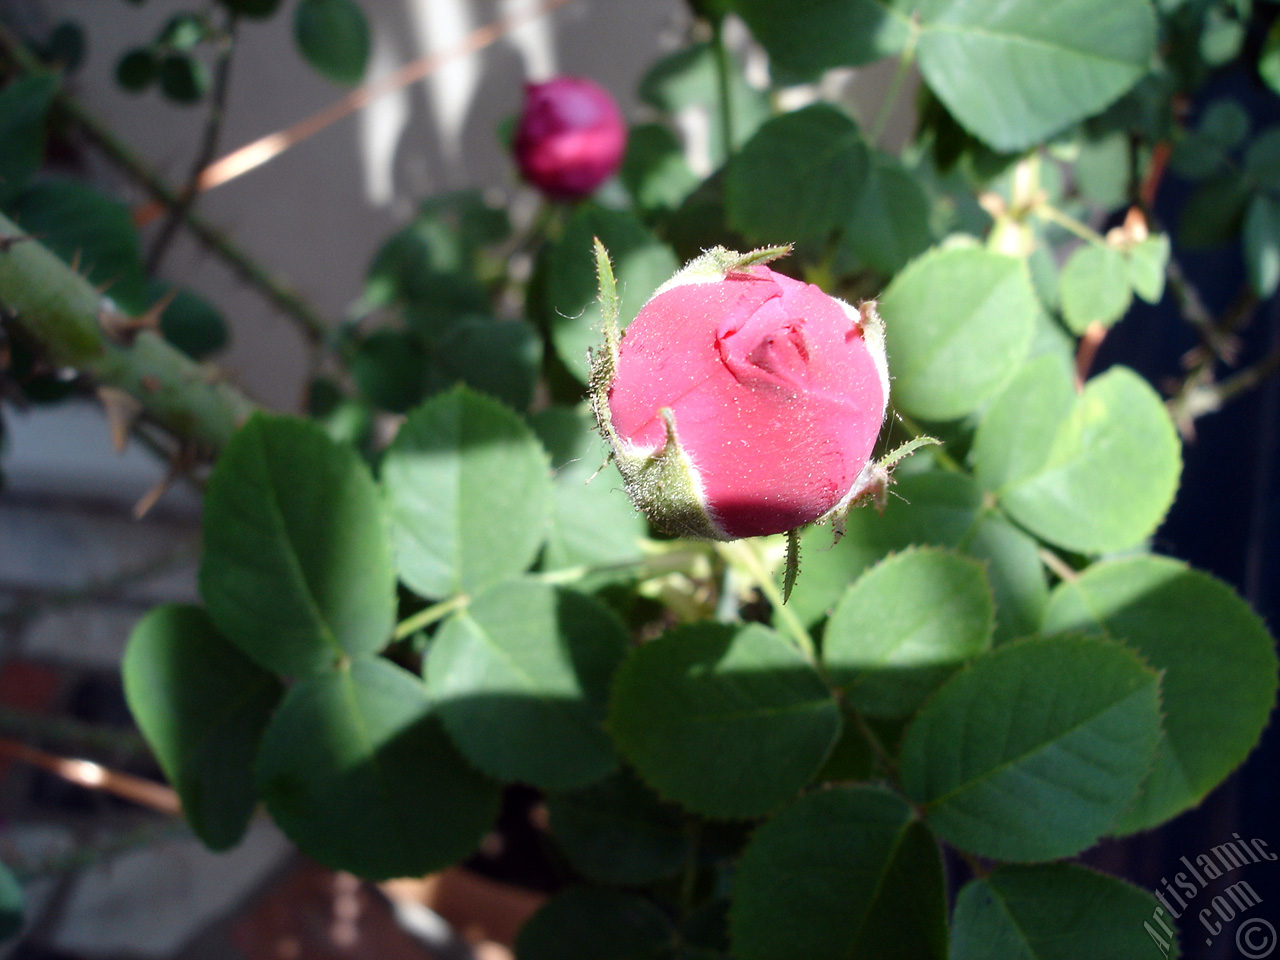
[513,76,627,200]
[590,246,891,541]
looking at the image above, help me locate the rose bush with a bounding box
[2,0,1279,957]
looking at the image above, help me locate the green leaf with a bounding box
[530,407,647,571]
[256,657,500,880]
[10,179,149,312]
[786,472,1046,644]
[823,548,993,717]
[350,329,429,413]
[972,358,1182,554]
[730,786,946,960]
[515,888,676,960]
[1243,193,1280,299]
[843,152,934,274]
[547,769,691,885]
[879,245,1036,421]
[788,473,984,626]
[381,386,552,599]
[159,54,209,104]
[0,77,57,204]
[428,318,542,413]
[951,863,1178,960]
[914,0,1157,151]
[1125,234,1170,304]
[1199,99,1250,152]
[638,42,769,165]
[608,623,841,818]
[426,581,629,790]
[43,22,86,73]
[728,0,912,77]
[200,414,397,675]
[0,860,24,940]
[1199,6,1245,66]
[1042,556,1279,833]
[123,604,282,850]
[542,205,677,384]
[116,49,159,91]
[294,0,369,84]
[1058,244,1132,334]
[899,635,1162,862]
[220,0,284,18]
[157,287,229,359]
[726,105,869,244]
[1072,132,1130,209]
[965,511,1048,645]
[158,13,206,51]
[621,123,700,216]
[1262,19,1280,97]
[364,203,490,321]
[307,376,373,447]
[1178,175,1249,249]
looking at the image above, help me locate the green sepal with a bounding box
[783,528,801,603]
[652,243,793,298]
[588,237,622,456]
[614,408,727,540]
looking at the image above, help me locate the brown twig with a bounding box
[1074,321,1107,387]
[133,0,577,221]
[145,11,239,273]
[0,737,180,814]
[1171,341,1280,429]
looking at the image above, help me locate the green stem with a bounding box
[711,17,735,161]
[534,547,711,587]
[869,33,917,147]
[392,594,470,640]
[1033,203,1109,247]
[716,540,815,660]
[0,212,257,451]
[146,10,239,273]
[1038,546,1080,584]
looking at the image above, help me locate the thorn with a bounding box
[133,472,171,520]
[97,302,135,343]
[69,249,81,273]
[136,288,178,331]
[133,444,194,520]
[97,387,143,453]
[98,289,175,345]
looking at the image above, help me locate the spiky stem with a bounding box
[0,212,256,451]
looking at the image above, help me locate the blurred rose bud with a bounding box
[513,76,627,200]
[590,246,891,540]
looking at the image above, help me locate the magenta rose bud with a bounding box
[590,246,891,541]
[513,76,627,200]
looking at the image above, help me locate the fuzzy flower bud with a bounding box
[590,246,891,541]
[513,76,627,200]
